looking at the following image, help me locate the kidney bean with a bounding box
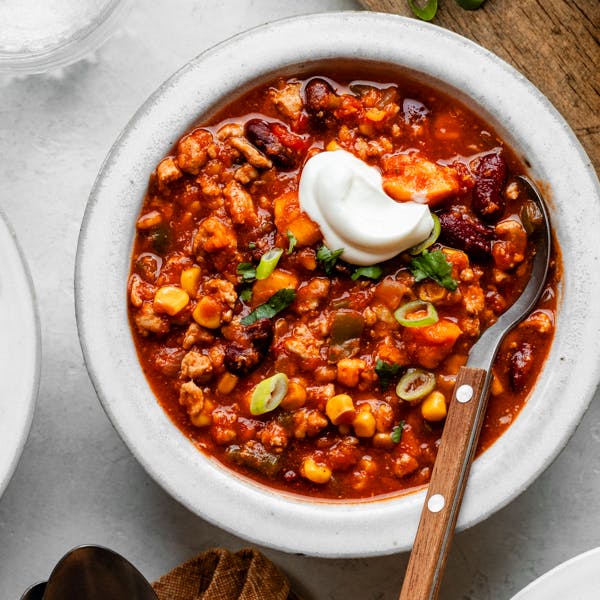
[152,347,186,378]
[472,152,507,222]
[244,318,274,355]
[303,78,337,126]
[223,318,273,376]
[509,341,534,391]
[245,119,300,169]
[224,343,262,377]
[438,207,495,259]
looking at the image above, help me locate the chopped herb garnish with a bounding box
[455,0,486,9]
[317,245,344,276]
[391,421,405,444]
[248,242,256,250]
[410,249,458,291]
[351,265,383,281]
[239,287,253,303]
[241,288,297,325]
[286,230,297,254]
[375,359,401,391]
[237,262,256,282]
[407,0,438,21]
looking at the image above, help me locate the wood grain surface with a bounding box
[359,0,599,174]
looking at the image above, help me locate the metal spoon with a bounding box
[20,545,158,600]
[19,582,46,600]
[399,176,551,600]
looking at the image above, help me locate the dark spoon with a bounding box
[19,582,46,600]
[20,545,158,600]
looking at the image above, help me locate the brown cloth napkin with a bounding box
[152,548,302,600]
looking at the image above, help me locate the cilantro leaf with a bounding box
[351,265,383,281]
[286,230,297,254]
[409,249,458,291]
[375,359,401,391]
[317,245,344,276]
[237,262,256,282]
[240,289,297,325]
[391,421,405,444]
[239,287,253,303]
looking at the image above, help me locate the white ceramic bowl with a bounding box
[75,12,600,557]
[0,207,40,498]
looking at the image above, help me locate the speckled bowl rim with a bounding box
[75,12,600,557]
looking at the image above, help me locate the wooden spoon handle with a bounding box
[399,366,489,600]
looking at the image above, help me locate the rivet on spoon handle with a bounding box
[398,366,488,600]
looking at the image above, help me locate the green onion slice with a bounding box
[256,248,284,280]
[456,0,486,9]
[396,368,436,402]
[250,373,289,415]
[286,231,297,254]
[394,300,439,328]
[409,214,441,256]
[408,0,438,21]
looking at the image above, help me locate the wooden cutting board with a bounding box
[359,0,599,174]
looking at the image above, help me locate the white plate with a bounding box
[511,547,600,600]
[0,208,40,497]
[76,12,600,556]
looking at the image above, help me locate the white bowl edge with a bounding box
[75,12,600,557]
[0,206,41,498]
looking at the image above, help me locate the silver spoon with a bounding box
[20,545,158,600]
[399,176,551,600]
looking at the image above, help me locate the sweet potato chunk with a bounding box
[406,319,463,369]
[382,153,460,205]
[252,269,298,306]
[274,191,322,246]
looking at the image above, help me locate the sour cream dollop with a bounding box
[298,150,434,266]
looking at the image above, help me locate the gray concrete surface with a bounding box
[0,1,598,598]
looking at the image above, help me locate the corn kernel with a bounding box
[190,412,212,427]
[325,139,342,151]
[217,372,239,395]
[300,457,332,484]
[281,380,307,410]
[190,399,214,428]
[373,433,394,449]
[326,394,355,425]
[192,296,222,329]
[353,409,376,437]
[491,373,504,396]
[154,285,189,316]
[421,391,447,422]
[365,108,387,122]
[358,455,378,474]
[180,265,202,296]
[336,358,366,388]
